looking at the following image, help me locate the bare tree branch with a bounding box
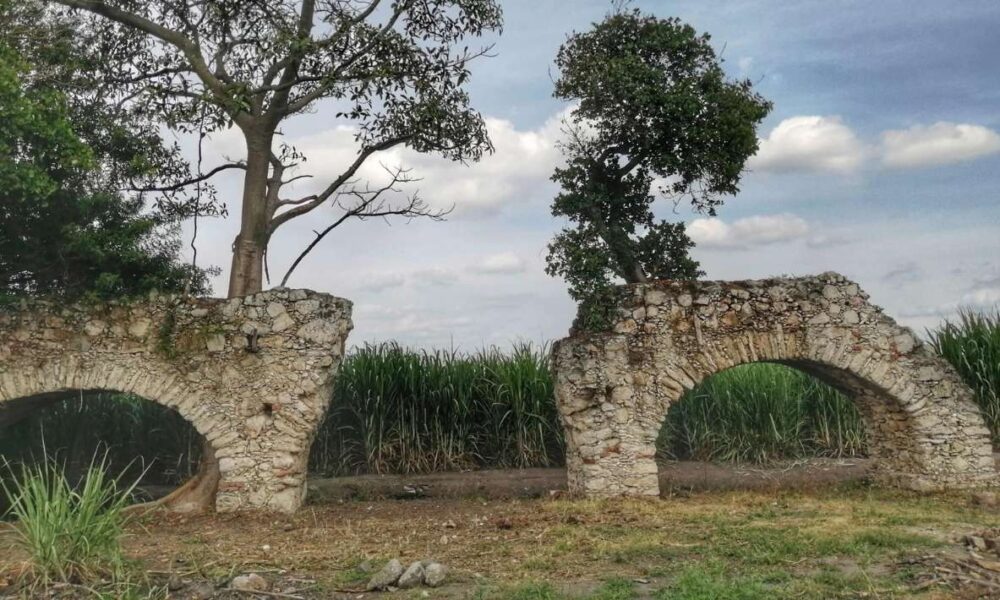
[269,134,412,231]
[128,162,246,192]
[280,164,448,286]
[281,174,314,186]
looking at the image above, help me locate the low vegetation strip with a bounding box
[309,342,868,475]
[310,343,563,476]
[308,308,1000,475]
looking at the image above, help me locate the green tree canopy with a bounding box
[0,18,209,301]
[546,9,772,331]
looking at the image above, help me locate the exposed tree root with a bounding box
[130,441,219,514]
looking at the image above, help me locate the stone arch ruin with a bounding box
[0,289,352,513]
[552,272,997,497]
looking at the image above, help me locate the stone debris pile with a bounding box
[366,558,449,591]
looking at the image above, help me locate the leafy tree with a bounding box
[19,0,500,512]
[0,35,208,301]
[546,9,772,331]
[48,0,504,296]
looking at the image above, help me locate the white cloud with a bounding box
[412,267,459,287]
[750,116,866,174]
[469,252,527,275]
[881,122,1000,169]
[277,107,573,217]
[748,117,1000,175]
[882,262,923,287]
[805,232,851,249]
[962,287,1000,310]
[354,304,475,343]
[901,288,1000,319]
[900,283,1000,319]
[687,214,810,249]
[357,272,406,293]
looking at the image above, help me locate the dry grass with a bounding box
[5,485,998,598]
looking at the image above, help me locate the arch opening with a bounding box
[657,362,867,463]
[0,390,203,513]
[641,350,992,496]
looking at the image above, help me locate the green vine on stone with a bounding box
[156,304,178,359]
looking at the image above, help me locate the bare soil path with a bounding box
[307,458,872,503]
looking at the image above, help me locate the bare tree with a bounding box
[50,0,502,296]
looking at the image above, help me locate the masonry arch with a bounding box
[0,289,353,513]
[0,385,206,506]
[0,359,225,451]
[553,273,996,497]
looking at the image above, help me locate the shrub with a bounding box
[1,456,138,589]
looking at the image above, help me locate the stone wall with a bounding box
[0,288,352,513]
[552,272,996,497]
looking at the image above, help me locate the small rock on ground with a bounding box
[187,581,216,600]
[231,573,269,592]
[423,562,448,587]
[366,559,404,591]
[397,562,425,589]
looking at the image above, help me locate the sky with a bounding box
[183,0,1000,350]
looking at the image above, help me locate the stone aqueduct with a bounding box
[553,272,996,496]
[0,272,994,512]
[0,289,352,512]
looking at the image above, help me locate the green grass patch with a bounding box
[655,565,770,600]
[1,456,157,597]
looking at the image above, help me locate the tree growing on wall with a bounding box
[47,0,503,297]
[27,0,501,512]
[546,9,772,330]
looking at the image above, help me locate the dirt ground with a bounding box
[307,458,872,502]
[4,459,1000,599]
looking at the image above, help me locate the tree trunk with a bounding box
[228,135,274,298]
[586,205,648,284]
[157,131,274,513]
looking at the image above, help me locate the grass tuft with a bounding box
[0,455,141,591]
